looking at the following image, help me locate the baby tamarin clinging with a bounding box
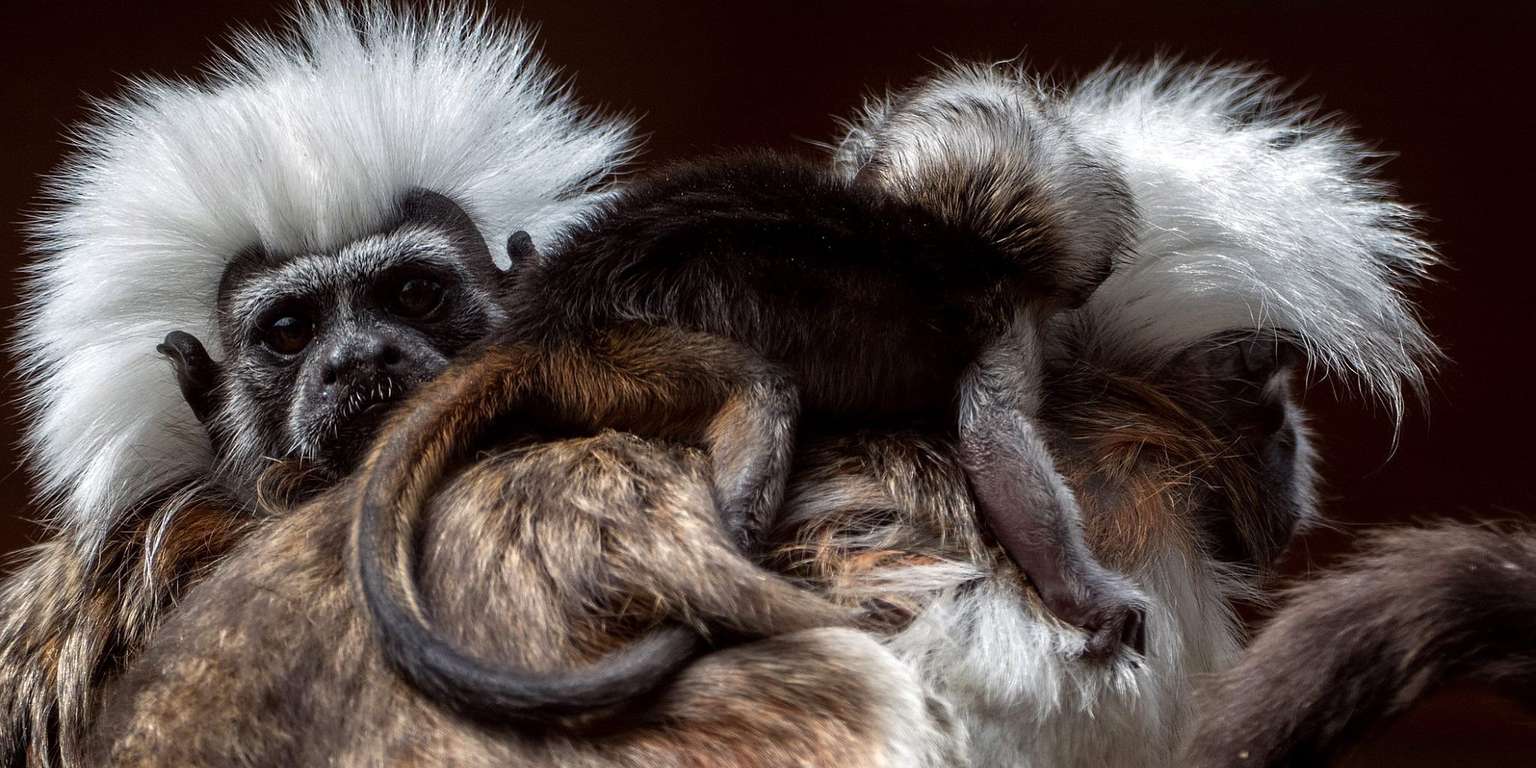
[355,148,1148,719]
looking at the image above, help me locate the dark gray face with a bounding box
[1156,334,1312,573]
[208,190,510,475]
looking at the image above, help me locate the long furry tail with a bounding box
[1184,522,1536,766]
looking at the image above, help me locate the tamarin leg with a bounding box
[957,311,1148,659]
[531,326,800,547]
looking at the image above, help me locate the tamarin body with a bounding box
[356,150,1148,720]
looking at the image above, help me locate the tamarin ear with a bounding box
[504,230,538,271]
[157,331,221,424]
[398,188,477,234]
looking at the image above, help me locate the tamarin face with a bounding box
[162,190,514,480]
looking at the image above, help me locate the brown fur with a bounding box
[355,328,803,715]
[87,432,958,766]
[1053,337,1307,575]
[4,336,1302,765]
[0,491,250,768]
[775,342,1306,618]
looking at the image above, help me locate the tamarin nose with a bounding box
[321,333,404,386]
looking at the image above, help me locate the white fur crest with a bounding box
[14,3,635,556]
[1065,62,1438,420]
[835,61,1439,421]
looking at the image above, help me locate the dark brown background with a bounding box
[1,1,1532,763]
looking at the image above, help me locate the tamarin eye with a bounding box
[263,314,314,355]
[391,278,444,319]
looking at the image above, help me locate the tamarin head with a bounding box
[162,190,519,482]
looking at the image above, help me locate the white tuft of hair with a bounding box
[832,62,1135,305]
[13,2,635,558]
[1064,61,1438,420]
[834,61,1439,422]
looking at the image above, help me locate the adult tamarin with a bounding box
[771,61,1441,766]
[350,59,1438,737]
[1,4,633,764]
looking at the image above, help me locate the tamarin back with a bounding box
[513,153,1047,414]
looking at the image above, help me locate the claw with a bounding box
[1034,577,1149,663]
[1077,606,1145,661]
[1123,608,1147,656]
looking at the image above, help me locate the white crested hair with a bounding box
[833,61,1439,421]
[14,2,635,557]
[829,60,1438,765]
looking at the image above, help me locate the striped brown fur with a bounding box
[354,329,802,720]
[87,432,957,767]
[0,492,250,767]
[775,338,1306,617]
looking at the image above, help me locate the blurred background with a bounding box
[1,0,1531,763]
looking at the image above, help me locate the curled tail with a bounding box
[352,347,700,725]
[353,348,850,725]
[1184,522,1536,766]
